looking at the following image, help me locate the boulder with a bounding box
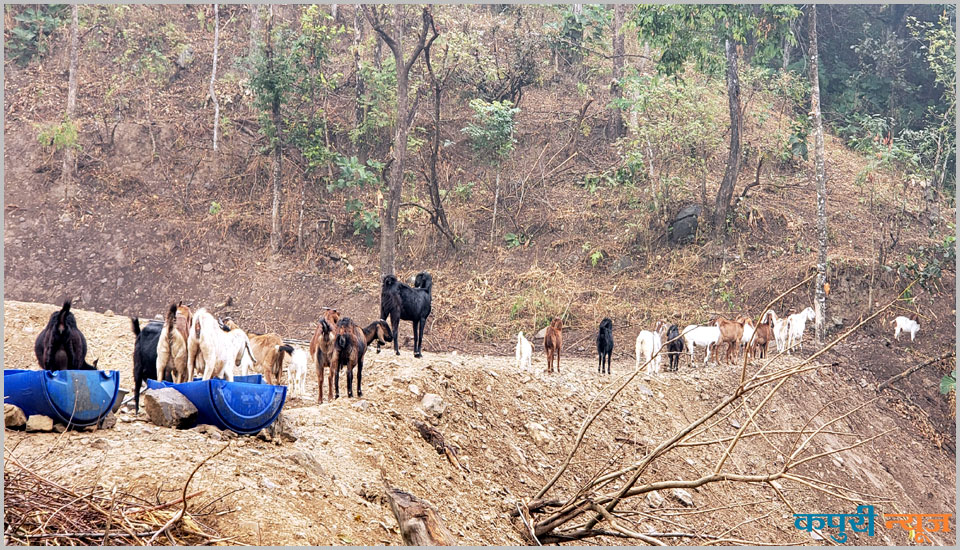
[98,412,117,430]
[4,404,26,429]
[669,204,702,245]
[25,415,54,432]
[420,393,446,417]
[142,388,198,429]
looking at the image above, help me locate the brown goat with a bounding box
[752,311,775,360]
[714,316,744,363]
[309,308,341,404]
[544,317,563,373]
[245,330,294,386]
[330,317,367,399]
[157,302,193,383]
[361,320,393,352]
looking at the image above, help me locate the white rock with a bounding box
[672,488,694,507]
[524,422,554,447]
[408,384,421,397]
[420,393,446,417]
[645,490,665,508]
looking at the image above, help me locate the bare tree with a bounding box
[605,4,626,140]
[265,6,283,254]
[712,39,742,227]
[421,22,457,249]
[364,5,435,277]
[353,7,367,162]
[60,4,79,199]
[210,4,220,152]
[809,5,828,344]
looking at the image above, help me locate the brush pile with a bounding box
[3,450,231,545]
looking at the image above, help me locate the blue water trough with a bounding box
[4,369,121,427]
[146,374,285,434]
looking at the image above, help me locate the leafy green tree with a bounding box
[632,4,800,227]
[462,98,519,244]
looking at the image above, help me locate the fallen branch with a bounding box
[876,351,955,392]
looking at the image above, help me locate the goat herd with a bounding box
[30,270,921,416]
[518,307,922,376]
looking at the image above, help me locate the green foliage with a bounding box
[504,232,529,249]
[461,99,519,166]
[345,198,380,247]
[350,57,397,147]
[328,155,384,192]
[6,5,70,66]
[452,181,475,202]
[940,370,956,395]
[892,225,956,291]
[784,116,810,162]
[36,118,81,152]
[208,201,222,216]
[545,5,611,66]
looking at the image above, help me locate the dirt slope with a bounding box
[4,300,955,545]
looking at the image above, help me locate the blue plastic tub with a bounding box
[4,369,121,427]
[146,375,285,434]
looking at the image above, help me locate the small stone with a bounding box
[671,488,694,507]
[202,262,213,272]
[408,384,421,397]
[98,412,117,430]
[645,490,665,508]
[25,415,54,432]
[420,393,446,417]
[351,400,371,412]
[5,404,26,429]
[729,419,741,429]
[524,422,554,447]
[258,428,273,442]
[637,384,654,398]
[103,309,115,317]
[90,438,110,450]
[53,423,67,433]
[261,477,279,490]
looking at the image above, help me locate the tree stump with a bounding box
[385,487,456,545]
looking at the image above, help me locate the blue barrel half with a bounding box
[3,369,120,427]
[146,376,285,435]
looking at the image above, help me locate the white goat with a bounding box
[283,346,309,398]
[683,324,721,365]
[515,332,533,370]
[892,315,920,341]
[635,326,663,374]
[767,310,789,353]
[186,308,256,381]
[785,307,816,353]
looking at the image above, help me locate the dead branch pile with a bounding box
[4,446,233,546]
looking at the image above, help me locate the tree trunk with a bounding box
[60,4,79,199]
[424,40,456,248]
[808,5,828,344]
[266,7,283,254]
[606,4,626,140]
[365,6,434,278]
[354,8,367,162]
[712,39,742,227]
[210,4,220,152]
[384,487,456,545]
[490,171,500,244]
[249,4,261,61]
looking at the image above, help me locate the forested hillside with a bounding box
[3,4,956,545]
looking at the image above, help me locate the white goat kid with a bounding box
[186,308,256,381]
[283,346,309,398]
[635,323,664,374]
[683,324,721,365]
[767,310,789,353]
[785,307,816,354]
[892,315,920,341]
[516,331,533,370]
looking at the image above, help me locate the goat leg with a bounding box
[357,358,363,398]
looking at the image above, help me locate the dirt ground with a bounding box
[4,300,955,545]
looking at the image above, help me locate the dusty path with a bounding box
[4,300,955,545]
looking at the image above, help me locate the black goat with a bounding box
[131,318,173,413]
[34,300,98,371]
[380,272,433,358]
[597,318,614,375]
[665,324,683,372]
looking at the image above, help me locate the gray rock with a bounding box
[637,384,654,398]
[611,256,634,274]
[645,490,665,508]
[420,393,446,417]
[98,412,117,430]
[142,388,198,429]
[351,399,371,412]
[534,327,548,340]
[669,204,702,245]
[26,415,54,432]
[671,488,694,507]
[176,45,195,69]
[5,404,26,429]
[202,262,213,273]
[285,451,326,477]
[261,477,279,490]
[90,438,111,451]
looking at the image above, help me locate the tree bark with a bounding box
[808,5,828,344]
[210,4,220,152]
[248,4,261,61]
[712,39,742,227]
[353,8,367,162]
[60,4,79,199]
[365,6,434,277]
[423,37,457,249]
[606,4,626,140]
[266,7,283,254]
